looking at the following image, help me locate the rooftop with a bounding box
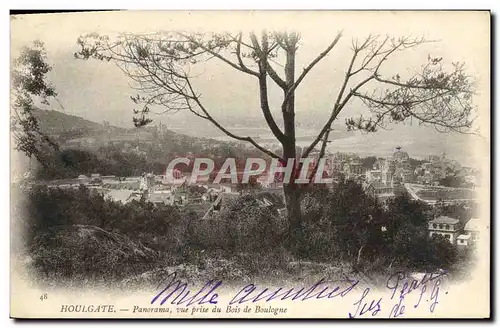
[465,218,483,231]
[105,189,140,203]
[430,216,460,225]
[147,192,174,204]
[366,181,393,190]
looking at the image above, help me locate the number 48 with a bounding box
[40,293,47,301]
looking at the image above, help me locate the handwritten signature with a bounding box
[151,272,222,306]
[348,269,448,318]
[151,272,359,306]
[229,277,359,304]
[150,270,448,318]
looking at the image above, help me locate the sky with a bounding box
[9,11,490,166]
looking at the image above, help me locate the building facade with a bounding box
[428,216,461,244]
[464,218,482,245]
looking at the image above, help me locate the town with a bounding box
[28,145,482,250]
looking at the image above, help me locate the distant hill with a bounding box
[25,109,268,180]
[31,109,480,168]
[31,109,269,157]
[33,109,170,149]
[33,109,123,136]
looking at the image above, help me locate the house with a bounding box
[364,181,395,202]
[381,160,395,185]
[105,189,142,204]
[401,169,415,183]
[393,146,410,163]
[456,217,483,249]
[365,169,382,183]
[147,191,175,206]
[343,160,364,177]
[464,218,482,244]
[428,216,461,244]
[456,234,471,248]
[89,173,102,185]
[101,175,117,183]
[78,175,89,185]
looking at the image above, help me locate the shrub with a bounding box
[29,225,159,286]
[221,194,287,252]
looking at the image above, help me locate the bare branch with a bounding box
[350,36,389,75]
[234,32,259,76]
[347,54,476,134]
[283,31,342,106]
[266,62,287,89]
[302,35,458,157]
[302,39,368,158]
[250,32,287,89]
[178,32,259,77]
[74,31,477,166]
[184,76,282,159]
[253,31,287,143]
[306,127,332,185]
[74,31,286,158]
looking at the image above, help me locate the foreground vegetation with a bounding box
[11,179,476,289]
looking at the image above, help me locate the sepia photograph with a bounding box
[9,10,490,319]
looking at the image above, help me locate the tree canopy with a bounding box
[11,40,61,163]
[75,31,477,161]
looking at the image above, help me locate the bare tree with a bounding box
[75,30,476,249]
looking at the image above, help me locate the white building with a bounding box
[105,189,142,204]
[456,234,471,248]
[365,169,382,183]
[78,174,89,185]
[428,216,461,244]
[147,191,175,206]
[456,218,484,248]
[464,218,482,244]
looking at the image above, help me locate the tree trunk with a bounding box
[281,35,302,253]
[282,139,303,251]
[283,182,303,251]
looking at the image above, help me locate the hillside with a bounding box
[33,109,198,150]
[26,109,480,176]
[34,109,123,136]
[27,109,267,180]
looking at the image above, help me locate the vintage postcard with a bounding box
[10,10,490,319]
